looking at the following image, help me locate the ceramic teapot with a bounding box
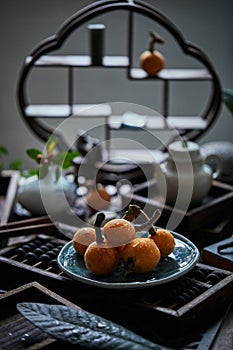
[156,139,221,207]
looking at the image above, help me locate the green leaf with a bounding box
[53,152,80,169]
[21,168,39,178]
[52,153,64,166]
[26,148,42,161]
[17,303,161,350]
[46,136,56,154]
[0,145,8,156]
[55,165,61,183]
[9,159,23,170]
[222,88,233,115]
[38,164,48,179]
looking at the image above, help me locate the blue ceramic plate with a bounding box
[57,231,200,289]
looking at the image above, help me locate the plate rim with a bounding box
[57,231,200,290]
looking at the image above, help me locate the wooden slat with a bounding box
[0,223,57,239]
[0,216,51,231]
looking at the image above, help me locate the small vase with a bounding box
[17,166,76,216]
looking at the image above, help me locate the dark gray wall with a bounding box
[0,0,232,167]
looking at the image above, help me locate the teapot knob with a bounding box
[205,154,222,179]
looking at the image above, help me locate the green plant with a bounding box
[25,136,80,182]
[0,145,23,174]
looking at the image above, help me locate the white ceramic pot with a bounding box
[17,167,76,216]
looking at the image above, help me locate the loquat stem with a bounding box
[149,31,164,52]
[122,204,161,235]
[134,208,161,235]
[94,212,105,244]
[122,204,141,222]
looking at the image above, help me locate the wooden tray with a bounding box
[0,234,232,348]
[0,171,19,226]
[0,171,20,249]
[122,179,233,238]
[202,236,233,272]
[0,281,81,350]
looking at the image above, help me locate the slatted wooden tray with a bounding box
[0,171,19,226]
[0,234,232,348]
[0,171,20,248]
[122,179,233,239]
[0,282,81,350]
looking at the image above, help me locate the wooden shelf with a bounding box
[129,68,212,81]
[17,1,221,143]
[25,103,112,118]
[32,55,129,68]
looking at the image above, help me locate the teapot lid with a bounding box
[168,139,200,161]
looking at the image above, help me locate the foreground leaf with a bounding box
[17,303,160,350]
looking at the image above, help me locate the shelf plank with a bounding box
[31,56,211,81]
[108,115,208,130]
[103,56,129,67]
[167,116,207,129]
[130,68,212,81]
[25,104,112,118]
[32,55,129,68]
